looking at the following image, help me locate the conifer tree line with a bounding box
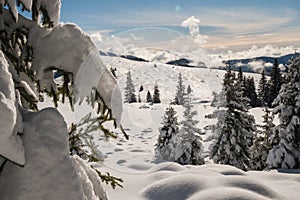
[124,70,161,104]
[155,54,299,170]
[220,58,284,109]
[257,58,283,107]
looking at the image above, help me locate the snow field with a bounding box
[84,57,299,199]
[35,56,298,200]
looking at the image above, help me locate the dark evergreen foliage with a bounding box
[146,90,152,103]
[210,66,255,170]
[139,85,144,92]
[267,55,300,169]
[174,73,186,105]
[244,77,258,107]
[153,84,161,103]
[155,106,179,161]
[267,58,282,107]
[257,70,270,106]
[138,93,141,103]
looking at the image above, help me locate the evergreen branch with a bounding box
[92,167,124,189]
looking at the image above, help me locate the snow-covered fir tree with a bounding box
[210,66,255,170]
[267,55,300,169]
[139,85,144,92]
[174,85,204,165]
[250,108,274,170]
[257,70,269,106]
[236,68,257,107]
[268,58,282,107]
[155,106,179,161]
[146,90,152,103]
[152,84,161,103]
[244,76,258,107]
[0,1,124,199]
[174,73,186,105]
[124,70,137,103]
[237,67,244,84]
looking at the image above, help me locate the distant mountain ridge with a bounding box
[99,50,207,68]
[99,50,299,74]
[223,53,299,74]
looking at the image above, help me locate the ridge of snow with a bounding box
[0,50,25,165]
[35,0,61,26]
[27,23,122,125]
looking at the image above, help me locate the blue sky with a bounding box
[60,0,300,51]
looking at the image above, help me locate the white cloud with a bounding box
[90,32,103,43]
[181,16,207,45]
[225,44,299,59]
[181,16,201,37]
[209,44,300,69]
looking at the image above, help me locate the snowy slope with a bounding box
[38,56,298,200]
[92,56,260,169]
[77,57,298,200]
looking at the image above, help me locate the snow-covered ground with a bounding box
[45,56,299,200]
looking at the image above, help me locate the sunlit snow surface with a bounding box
[40,28,298,200]
[45,55,298,200]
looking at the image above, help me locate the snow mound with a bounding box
[194,164,246,176]
[127,163,152,171]
[189,187,271,200]
[141,174,206,200]
[138,164,290,200]
[0,108,106,200]
[222,176,279,199]
[151,162,187,172]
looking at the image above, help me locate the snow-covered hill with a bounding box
[73,56,298,200]
[95,55,263,169]
[37,54,299,200]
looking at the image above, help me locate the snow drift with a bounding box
[0,108,107,200]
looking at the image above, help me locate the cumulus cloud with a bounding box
[181,16,201,37]
[221,44,299,60]
[209,44,300,70]
[181,16,207,45]
[90,32,103,43]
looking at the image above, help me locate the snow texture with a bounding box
[0,108,106,200]
[0,51,25,165]
[28,23,122,125]
[72,155,107,200]
[33,55,299,200]
[100,162,299,200]
[35,0,61,26]
[267,55,300,169]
